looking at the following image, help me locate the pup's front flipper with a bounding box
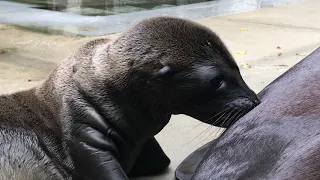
[128,137,170,177]
[65,97,128,180]
[71,135,128,180]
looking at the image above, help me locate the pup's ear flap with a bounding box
[148,66,175,83]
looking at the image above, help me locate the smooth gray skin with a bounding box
[0,16,259,180]
[176,47,320,180]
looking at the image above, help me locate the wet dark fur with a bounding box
[189,47,320,180]
[0,17,259,179]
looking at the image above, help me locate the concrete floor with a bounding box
[0,0,319,179]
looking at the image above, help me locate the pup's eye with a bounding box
[210,75,224,89]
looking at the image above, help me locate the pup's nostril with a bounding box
[232,98,260,107]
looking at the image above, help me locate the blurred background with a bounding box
[9,0,212,15]
[0,0,299,35]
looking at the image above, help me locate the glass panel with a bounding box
[8,0,213,16]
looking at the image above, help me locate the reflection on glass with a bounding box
[9,0,212,16]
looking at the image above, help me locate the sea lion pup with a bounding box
[0,16,259,180]
[177,47,320,180]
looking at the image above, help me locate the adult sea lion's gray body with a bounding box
[0,17,259,180]
[176,47,320,180]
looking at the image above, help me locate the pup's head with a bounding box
[94,17,260,128]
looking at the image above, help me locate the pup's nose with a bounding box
[246,89,260,106]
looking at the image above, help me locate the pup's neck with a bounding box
[36,63,171,142]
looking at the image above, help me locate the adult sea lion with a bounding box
[176,47,320,180]
[0,16,259,180]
